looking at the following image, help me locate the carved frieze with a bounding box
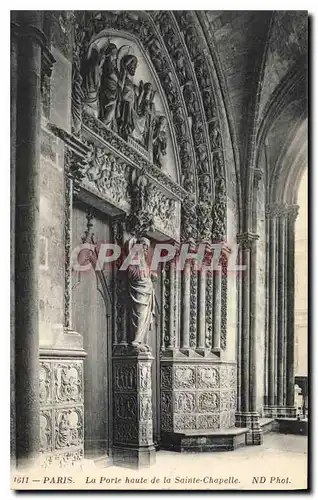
[83,146,131,210]
[53,362,83,404]
[55,407,83,450]
[40,449,84,469]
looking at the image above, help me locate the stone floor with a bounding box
[82,433,308,491]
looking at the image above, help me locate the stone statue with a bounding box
[132,81,156,148]
[117,53,138,140]
[82,40,108,118]
[153,116,167,167]
[126,237,156,351]
[99,43,119,129]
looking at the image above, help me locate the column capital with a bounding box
[236,232,259,249]
[253,168,263,190]
[265,203,288,218]
[285,204,300,222]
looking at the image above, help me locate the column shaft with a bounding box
[197,267,206,349]
[249,240,257,411]
[268,216,277,406]
[168,260,176,349]
[277,214,286,406]
[286,209,298,406]
[241,247,251,412]
[181,262,191,348]
[212,269,221,350]
[15,11,43,465]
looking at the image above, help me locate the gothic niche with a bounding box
[77,33,171,170]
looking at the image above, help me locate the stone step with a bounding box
[259,417,275,434]
[161,427,249,452]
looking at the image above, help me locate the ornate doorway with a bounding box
[71,203,113,459]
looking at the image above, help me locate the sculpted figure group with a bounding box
[79,39,167,167]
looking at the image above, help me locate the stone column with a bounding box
[11,13,19,466]
[15,11,45,467]
[180,261,191,350]
[197,267,206,350]
[277,207,286,408]
[286,205,299,408]
[112,351,155,468]
[266,208,278,407]
[235,233,262,445]
[212,268,222,351]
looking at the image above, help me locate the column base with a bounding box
[235,412,263,446]
[112,445,156,469]
[263,406,297,418]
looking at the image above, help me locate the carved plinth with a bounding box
[160,360,237,450]
[235,412,263,445]
[112,349,155,469]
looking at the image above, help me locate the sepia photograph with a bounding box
[10,8,309,491]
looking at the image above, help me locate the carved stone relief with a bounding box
[54,362,83,404]
[55,408,83,450]
[174,366,195,389]
[40,362,52,405]
[198,392,220,412]
[115,395,137,419]
[174,392,196,413]
[114,364,137,391]
[160,365,173,390]
[197,414,220,430]
[40,410,53,453]
[197,366,220,388]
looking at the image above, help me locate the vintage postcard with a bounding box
[10,9,308,491]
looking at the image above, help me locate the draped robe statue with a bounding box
[126,237,156,351]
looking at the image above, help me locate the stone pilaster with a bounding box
[235,232,262,445]
[112,350,155,468]
[277,206,286,407]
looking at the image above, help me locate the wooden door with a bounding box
[71,203,113,459]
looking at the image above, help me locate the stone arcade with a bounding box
[11,11,308,469]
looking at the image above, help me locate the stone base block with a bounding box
[235,412,263,446]
[112,445,156,469]
[161,428,248,452]
[263,406,297,418]
[259,417,275,435]
[275,418,308,436]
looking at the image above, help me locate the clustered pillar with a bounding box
[235,232,262,445]
[264,203,299,418]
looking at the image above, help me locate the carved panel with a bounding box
[139,420,153,445]
[220,391,230,412]
[114,364,137,391]
[40,409,53,453]
[140,395,152,421]
[53,362,83,404]
[115,395,137,420]
[174,366,195,389]
[114,422,138,444]
[220,412,231,429]
[174,414,196,431]
[39,362,52,406]
[197,366,220,388]
[55,407,84,450]
[161,412,173,432]
[139,363,152,391]
[174,392,196,413]
[161,391,173,413]
[160,365,173,390]
[40,449,84,469]
[197,414,220,430]
[198,392,220,413]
